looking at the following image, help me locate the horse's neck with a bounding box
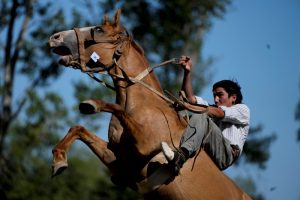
[115,45,164,107]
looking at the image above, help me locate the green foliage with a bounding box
[241,125,277,169]
[0,0,143,199]
[1,91,67,199]
[1,1,116,199]
[71,79,115,132]
[1,67,138,200]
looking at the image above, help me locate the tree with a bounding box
[242,125,276,169]
[0,0,276,199]
[0,0,64,157]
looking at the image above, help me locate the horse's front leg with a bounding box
[79,99,156,157]
[52,125,116,177]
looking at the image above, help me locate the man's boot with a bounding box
[161,142,189,175]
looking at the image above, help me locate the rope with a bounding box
[87,72,115,91]
[134,58,179,81]
[110,58,176,104]
[81,58,180,104]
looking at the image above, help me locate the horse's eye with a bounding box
[94,26,103,33]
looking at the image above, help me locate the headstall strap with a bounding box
[74,28,87,71]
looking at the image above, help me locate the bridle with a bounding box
[71,26,208,113]
[71,26,180,103]
[73,27,129,72]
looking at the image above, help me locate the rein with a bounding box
[72,27,207,113]
[113,58,179,105]
[87,57,180,105]
[73,27,181,104]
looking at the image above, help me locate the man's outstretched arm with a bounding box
[180,56,197,104]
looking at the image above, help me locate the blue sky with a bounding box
[47,0,300,199]
[200,0,300,199]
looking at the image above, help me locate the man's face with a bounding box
[213,87,237,107]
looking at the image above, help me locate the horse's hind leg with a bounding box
[52,125,116,177]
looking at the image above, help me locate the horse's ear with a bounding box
[103,15,109,25]
[113,9,121,31]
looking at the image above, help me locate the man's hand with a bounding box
[179,56,192,71]
[207,106,225,119]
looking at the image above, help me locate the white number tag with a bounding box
[90,52,100,62]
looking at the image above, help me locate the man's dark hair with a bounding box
[212,80,243,104]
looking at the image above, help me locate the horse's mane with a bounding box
[129,36,144,56]
[102,14,144,56]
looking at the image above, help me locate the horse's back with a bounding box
[151,150,251,200]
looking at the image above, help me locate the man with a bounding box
[161,56,250,174]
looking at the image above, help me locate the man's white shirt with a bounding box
[195,96,250,152]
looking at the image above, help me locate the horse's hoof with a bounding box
[79,100,99,114]
[52,161,68,178]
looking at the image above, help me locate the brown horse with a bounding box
[48,9,251,200]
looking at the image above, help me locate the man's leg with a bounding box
[202,126,234,170]
[179,113,210,155]
[162,113,234,172]
[161,113,209,174]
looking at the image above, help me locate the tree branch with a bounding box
[1,0,19,153]
[0,0,33,155]
[10,76,41,123]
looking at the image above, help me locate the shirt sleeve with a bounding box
[195,96,209,106]
[219,104,250,125]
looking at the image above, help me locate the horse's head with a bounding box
[49,9,134,72]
